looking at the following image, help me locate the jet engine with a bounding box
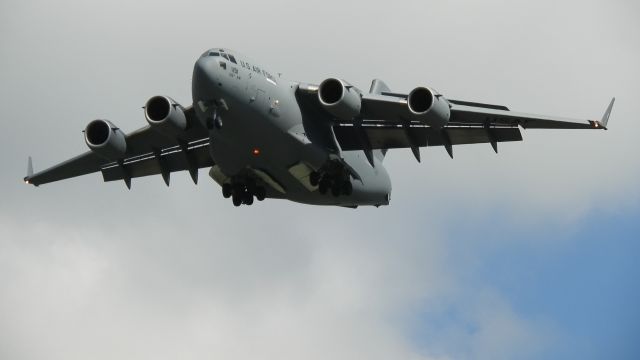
[144,95,187,137]
[407,87,450,127]
[318,78,362,120]
[84,119,127,160]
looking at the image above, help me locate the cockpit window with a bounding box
[228,55,237,64]
[208,51,220,57]
[221,53,229,60]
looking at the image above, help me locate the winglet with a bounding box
[24,156,35,185]
[27,156,33,177]
[598,97,615,130]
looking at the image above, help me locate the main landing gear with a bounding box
[222,180,266,207]
[309,170,353,197]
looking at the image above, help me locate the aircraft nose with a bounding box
[192,56,218,98]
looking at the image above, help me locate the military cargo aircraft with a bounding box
[24,48,614,207]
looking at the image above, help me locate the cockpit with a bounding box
[199,48,278,85]
[202,49,238,64]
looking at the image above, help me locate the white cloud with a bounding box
[0,213,552,360]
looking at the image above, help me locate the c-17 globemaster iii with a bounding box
[24,48,614,208]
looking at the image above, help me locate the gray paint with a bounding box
[23,47,608,208]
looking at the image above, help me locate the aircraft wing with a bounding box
[298,83,613,159]
[24,106,213,188]
[445,99,613,130]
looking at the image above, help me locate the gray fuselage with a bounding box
[190,48,391,207]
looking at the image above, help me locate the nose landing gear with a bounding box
[206,108,223,130]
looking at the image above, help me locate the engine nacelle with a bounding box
[144,95,187,137]
[84,119,127,160]
[407,87,450,127]
[318,78,362,120]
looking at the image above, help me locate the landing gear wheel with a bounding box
[341,181,353,196]
[331,184,341,197]
[232,194,242,207]
[245,180,256,195]
[309,171,320,186]
[243,191,254,205]
[255,187,266,201]
[233,183,244,196]
[212,109,223,130]
[222,183,232,198]
[318,178,330,194]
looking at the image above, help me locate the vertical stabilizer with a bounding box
[369,79,391,94]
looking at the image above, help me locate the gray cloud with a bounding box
[2,210,551,360]
[1,0,638,359]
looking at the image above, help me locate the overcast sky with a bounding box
[1,0,639,359]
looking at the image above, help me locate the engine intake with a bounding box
[145,95,187,136]
[318,78,362,121]
[85,119,127,160]
[407,87,450,127]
